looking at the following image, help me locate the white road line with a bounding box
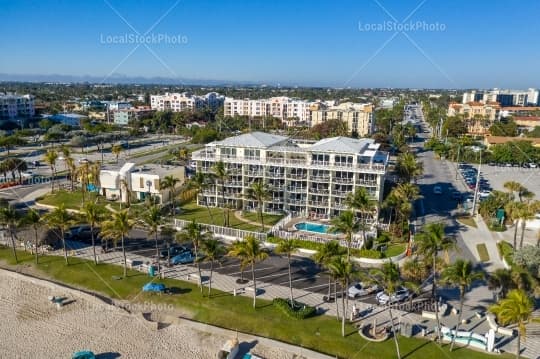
[277,275,320,286]
[228,266,274,276]
[296,283,329,291]
[257,272,288,280]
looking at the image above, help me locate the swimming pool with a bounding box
[294,221,332,234]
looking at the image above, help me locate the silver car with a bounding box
[375,287,410,305]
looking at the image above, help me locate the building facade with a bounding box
[192,132,388,220]
[462,88,540,107]
[0,94,35,120]
[113,106,155,125]
[309,102,375,136]
[448,101,501,134]
[151,92,224,112]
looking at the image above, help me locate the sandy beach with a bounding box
[0,269,308,359]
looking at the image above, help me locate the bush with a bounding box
[497,241,514,266]
[272,298,316,319]
[358,249,383,259]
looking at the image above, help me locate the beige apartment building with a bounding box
[447,101,501,134]
[310,102,374,136]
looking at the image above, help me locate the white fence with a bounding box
[173,219,267,241]
[271,229,363,249]
[269,212,292,233]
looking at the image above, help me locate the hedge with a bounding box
[272,298,316,319]
[497,241,514,266]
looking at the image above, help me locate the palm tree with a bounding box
[181,172,215,224]
[368,261,402,359]
[212,161,229,226]
[506,201,525,249]
[112,144,122,163]
[490,289,534,359]
[487,268,514,300]
[77,161,91,204]
[395,152,423,183]
[328,255,355,337]
[245,180,271,231]
[176,221,211,291]
[329,210,360,261]
[518,200,540,249]
[43,204,73,265]
[401,257,429,284]
[0,206,21,263]
[120,178,131,208]
[242,235,269,308]
[201,237,225,297]
[160,175,180,216]
[23,209,41,264]
[65,156,76,192]
[345,187,376,242]
[228,240,250,284]
[44,149,58,192]
[82,202,105,265]
[415,222,456,343]
[275,238,300,304]
[441,259,484,351]
[503,181,526,202]
[143,206,163,273]
[313,240,345,301]
[101,210,133,277]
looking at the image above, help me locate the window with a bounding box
[154,179,160,190]
[139,177,144,189]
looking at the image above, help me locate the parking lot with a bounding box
[480,165,540,195]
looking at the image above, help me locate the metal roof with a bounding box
[212,131,289,148]
[307,137,373,154]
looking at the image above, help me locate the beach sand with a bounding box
[0,270,303,359]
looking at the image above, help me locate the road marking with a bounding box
[296,283,329,291]
[257,272,288,280]
[228,266,274,276]
[277,275,320,286]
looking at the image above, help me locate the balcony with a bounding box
[269,184,286,190]
[289,173,308,180]
[357,180,378,186]
[288,199,306,205]
[246,170,264,176]
[309,188,329,194]
[310,176,330,182]
[224,192,242,198]
[268,197,285,204]
[332,191,350,197]
[225,181,243,187]
[288,186,307,193]
[333,177,354,184]
[308,200,329,207]
[266,172,285,178]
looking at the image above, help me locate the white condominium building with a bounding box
[309,102,375,136]
[223,96,312,126]
[0,93,35,120]
[151,92,224,112]
[462,88,540,107]
[192,131,388,220]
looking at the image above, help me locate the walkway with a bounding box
[457,215,504,272]
[233,210,265,230]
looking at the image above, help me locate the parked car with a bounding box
[160,245,189,259]
[375,287,410,305]
[70,225,100,242]
[433,186,442,195]
[348,282,379,298]
[170,251,195,265]
[452,191,461,200]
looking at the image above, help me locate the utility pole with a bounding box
[471,150,482,216]
[455,145,460,180]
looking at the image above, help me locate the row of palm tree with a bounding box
[503,181,540,250]
[0,158,28,183]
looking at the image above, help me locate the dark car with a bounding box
[160,245,189,259]
[70,225,100,242]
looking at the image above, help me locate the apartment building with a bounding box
[151,92,224,112]
[448,101,501,134]
[309,102,375,136]
[0,93,35,120]
[223,96,312,126]
[99,163,185,204]
[462,88,540,107]
[192,131,388,220]
[113,106,155,125]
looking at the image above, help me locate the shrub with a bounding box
[358,249,383,259]
[272,298,316,319]
[497,241,514,266]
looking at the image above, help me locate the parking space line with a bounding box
[228,266,274,276]
[277,275,319,286]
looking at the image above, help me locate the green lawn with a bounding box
[476,243,490,262]
[37,190,100,210]
[385,243,407,257]
[457,216,477,228]
[177,202,270,232]
[240,210,283,227]
[0,247,509,359]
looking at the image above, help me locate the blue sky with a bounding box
[1,0,539,88]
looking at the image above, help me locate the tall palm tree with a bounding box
[395,152,423,183]
[112,144,122,163]
[101,210,133,277]
[328,255,355,337]
[368,261,402,359]
[345,187,376,242]
[487,268,514,300]
[44,149,58,192]
[518,200,540,249]
[242,235,269,308]
[329,210,360,261]
[401,257,429,284]
[23,209,41,264]
[441,259,484,351]
[119,178,131,208]
[65,156,76,192]
[160,175,180,216]
[415,222,456,343]
[245,180,271,231]
[503,181,526,203]
[143,206,163,273]
[506,201,525,249]
[0,206,21,263]
[490,289,534,359]
[43,204,73,265]
[77,161,91,204]
[313,240,345,301]
[275,238,300,304]
[212,161,229,226]
[201,237,225,297]
[227,240,250,284]
[82,202,105,265]
[177,220,211,291]
[181,171,215,224]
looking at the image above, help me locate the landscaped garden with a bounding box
[0,247,509,359]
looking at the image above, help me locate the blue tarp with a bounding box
[142,282,166,292]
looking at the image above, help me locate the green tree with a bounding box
[143,206,163,273]
[395,152,423,183]
[23,209,41,264]
[112,144,123,163]
[329,210,360,261]
[328,255,355,337]
[176,221,211,291]
[181,172,215,224]
[101,210,133,277]
[313,240,345,301]
[441,259,484,351]
[245,180,271,231]
[201,237,225,297]
[345,187,376,243]
[275,238,300,304]
[212,161,229,226]
[0,206,21,263]
[160,175,180,217]
[43,204,73,265]
[241,235,269,308]
[44,149,58,192]
[82,202,105,265]
[490,289,533,359]
[227,240,250,284]
[487,268,514,300]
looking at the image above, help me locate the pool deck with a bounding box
[283,217,346,240]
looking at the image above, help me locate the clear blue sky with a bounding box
[1,0,539,88]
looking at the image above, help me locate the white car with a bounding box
[433,186,442,195]
[348,282,379,298]
[375,287,410,305]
